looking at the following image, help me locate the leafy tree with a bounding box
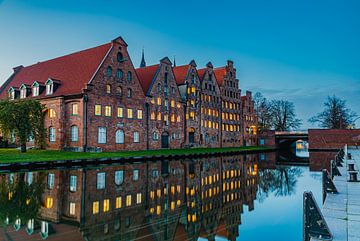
[0,173,45,227]
[269,100,302,131]
[309,95,357,129]
[0,99,46,152]
[253,92,272,132]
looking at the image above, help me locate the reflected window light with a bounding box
[116,196,122,209]
[103,199,110,212]
[176,185,181,193]
[171,201,175,211]
[46,197,53,209]
[156,205,161,215]
[126,195,132,207]
[177,200,181,207]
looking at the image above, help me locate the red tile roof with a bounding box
[197,68,206,81]
[173,65,189,85]
[213,67,227,86]
[135,64,159,95]
[0,43,112,99]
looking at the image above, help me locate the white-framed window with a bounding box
[70,175,77,192]
[45,80,53,95]
[137,110,143,119]
[133,169,139,181]
[71,125,78,142]
[47,173,54,189]
[32,83,39,97]
[69,202,76,216]
[49,127,56,142]
[8,87,15,100]
[41,221,48,235]
[115,170,124,185]
[98,127,106,144]
[115,130,124,144]
[20,86,27,99]
[133,132,139,143]
[97,172,106,189]
[27,219,34,231]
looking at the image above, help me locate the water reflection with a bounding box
[0,151,329,241]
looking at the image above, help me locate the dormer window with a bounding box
[8,87,15,100]
[45,79,53,95]
[32,82,40,97]
[20,84,27,99]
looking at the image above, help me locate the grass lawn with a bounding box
[0,146,272,163]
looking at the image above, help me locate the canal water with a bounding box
[0,150,333,241]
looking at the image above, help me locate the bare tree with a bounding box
[309,95,357,129]
[253,92,272,132]
[269,100,302,131]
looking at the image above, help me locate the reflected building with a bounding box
[0,155,260,241]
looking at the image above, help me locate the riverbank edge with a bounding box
[0,146,274,172]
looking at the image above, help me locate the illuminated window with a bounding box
[69,202,76,215]
[93,201,99,214]
[136,193,142,204]
[46,197,53,209]
[157,189,161,198]
[103,199,110,212]
[49,109,56,118]
[116,196,122,209]
[157,112,162,121]
[117,107,124,118]
[171,114,175,122]
[156,205,161,215]
[95,105,101,116]
[150,191,155,200]
[191,87,196,93]
[177,103,181,108]
[126,195,132,207]
[127,108,133,118]
[171,100,175,107]
[150,111,155,120]
[177,115,181,123]
[177,199,181,206]
[157,97,162,105]
[171,201,175,211]
[104,106,111,116]
[72,104,78,115]
[137,109,143,119]
[106,84,111,94]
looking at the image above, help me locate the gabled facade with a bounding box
[215,60,243,147]
[136,57,184,149]
[173,60,201,147]
[242,91,257,146]
[198,63,221,148]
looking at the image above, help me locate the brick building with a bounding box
[136,57,185,149]
[0,36,257,151]
[242,91,257,146]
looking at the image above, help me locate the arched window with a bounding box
[71,125,78,142]
[49,127,56,142]
[115,130,124,144]
[106,66,112,77]
[127,88,132,98]
[116,86,122,96]
[152,132,159,140]
[106,84,111,94]
[116,69,123,79]
[45,79,53,95]
[157,83,161,92]
[127,71,132,81]
[117,52,123,62]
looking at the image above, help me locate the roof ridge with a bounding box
[21,42,112,69]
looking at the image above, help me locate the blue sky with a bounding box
[0,0,359,128]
